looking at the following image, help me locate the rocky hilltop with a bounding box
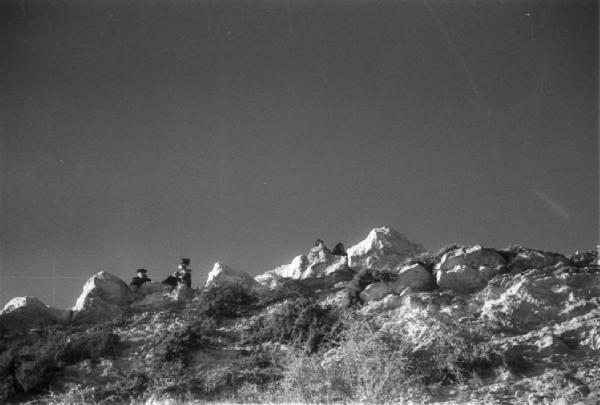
[1,227,599,404]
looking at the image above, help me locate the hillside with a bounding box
[1,227,599,404]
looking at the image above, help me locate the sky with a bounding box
[1,0,598,309]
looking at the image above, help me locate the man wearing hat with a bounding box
[130,268,152,288]
[161,258,192,288]
[177,258,192,288]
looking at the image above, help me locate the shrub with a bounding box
[61,332,120,364]
[255,279,313,308]
[188,351,284,399]
[269,314,500,403]
[198,284,259,319]
[0,328,121,401]
[153,316,217,365]
[242,296,341,353]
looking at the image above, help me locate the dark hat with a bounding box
[136,268,147,273]
[180,258,190,265]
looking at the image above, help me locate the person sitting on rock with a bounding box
[331,242,347,256]
[162,258,192,288]
[177,258,192,288]
[130,268,151,288]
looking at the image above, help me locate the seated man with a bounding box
[177,258,192,287]
[162,258,192,288]
[130,268,151,288]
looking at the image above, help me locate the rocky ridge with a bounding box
[0,227,599,404]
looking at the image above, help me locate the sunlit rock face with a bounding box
[347,227,427,272]
[72,271,134,323]
[255,249,350,289]
[359,263,435,302]
[205,262,261,290]
[0,296,71,331]
[255,255,308,288]
[435,245,506,293]
[479,267,600,333]
[2,229,600,404]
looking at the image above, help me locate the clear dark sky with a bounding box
[1,0,597,309]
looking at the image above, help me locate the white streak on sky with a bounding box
[534,190,570,220]
[423,0,482,102]
[318,64,328,85]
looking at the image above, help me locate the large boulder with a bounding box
[347,227,426,272]
[500,245,568,273]
[435,245,506,293]
[0,296,71,331]
[480,268,600,333]
[205,262,261,290]
[255,249,350,289]
[72,271,133,323]
[436,265,488,293]
[169,284,195,301]
[359,263,435,302]
[255,255,308,287]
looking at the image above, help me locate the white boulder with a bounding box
[0,296,71,331]
[435,245,506,292]
[255,250,349,288]
[72,271,133,323]
[436,265,488,293]
[205,262,261,290]
[169,284,195,301]
[397,263,436,289]
[480,271,593,333]
[359,263,435,302]
[347,227,426,272]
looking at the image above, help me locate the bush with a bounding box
[243,296,342,353]
[153,316,217,365]
[61,332,120,364]
[269,314,500,403]
[198,284,259,319]
[255,279,314,307]
[187,351,284,399]
[0,328,121,401]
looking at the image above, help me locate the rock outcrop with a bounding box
[130,282,174,308]
[435,245,506,293]
[480,266,600,333]
[206,262,261,290]
[0,296,71,331]
[360,263,435,302]
[2,229,600,404]
[72,271,134,323]
[569,246,600,268]
[347,227,426,272]
[500,245,569,273]
[256,249,350,289]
